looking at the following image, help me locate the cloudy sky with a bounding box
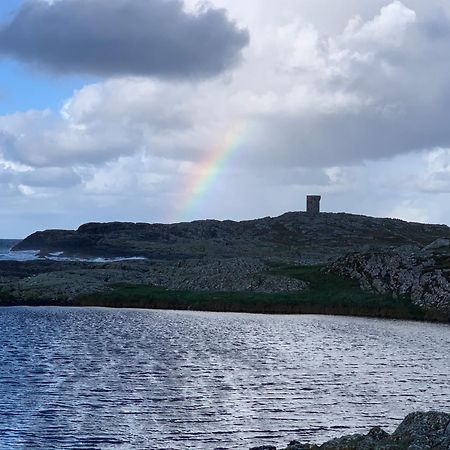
[1,0,450,237]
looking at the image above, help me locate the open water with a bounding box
[0,308,448,449]
[0,240,32,261]
[0,239,146,263]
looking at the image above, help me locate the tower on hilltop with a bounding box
[306,195,321,214]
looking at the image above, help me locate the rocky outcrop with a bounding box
[0,257,306,303]
[154,258,307,293]
[330,243,450,319]
[12,212,450,263]
[251,411,450,450]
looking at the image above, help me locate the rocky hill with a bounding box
[3,212,450,321]
[12,212,450,263]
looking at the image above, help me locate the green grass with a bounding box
[76,264,426,320]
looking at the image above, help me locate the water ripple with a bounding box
[0,307,448,449]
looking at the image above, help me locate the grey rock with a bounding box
[391,411,450,448]
[250,447,277,450]
[367,426,390,441]
[330,246,450,319]
[318,433,367,449]
[424,239,450,251]
[286,442,319,450]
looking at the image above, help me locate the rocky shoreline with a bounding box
[250,412,450,450]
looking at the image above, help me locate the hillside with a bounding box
[12,212,450,263]
[3,212,450,322]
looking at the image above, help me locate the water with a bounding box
[0,308,448,449]
[0,240,32,261]
[0,239,147,262]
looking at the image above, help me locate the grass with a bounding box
[76,264,427,321]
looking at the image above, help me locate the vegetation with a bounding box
[76,264,426,320]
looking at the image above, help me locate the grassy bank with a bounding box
[76,264,429,321]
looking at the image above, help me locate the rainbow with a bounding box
[174,121,250,222]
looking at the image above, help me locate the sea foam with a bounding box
[0,241,146,263]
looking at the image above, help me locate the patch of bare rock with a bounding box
[330,240,450,319]
[250,411,450,450]
[0,257,306,303]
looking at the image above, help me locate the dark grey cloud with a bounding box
[18,167,81,188]
[247,97,450,168]
[0,166,80,189]
[0,0,249,78]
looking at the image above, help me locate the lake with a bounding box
[0,308,448,449]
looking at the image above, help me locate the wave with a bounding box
[0,250,39,262]
[0,247,147,263]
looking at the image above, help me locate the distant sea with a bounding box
[0,239,147,263]
[0,239,36,261]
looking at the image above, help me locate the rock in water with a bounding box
[250,447,277,450]
[391,411,450,447]
[250,411,450,450]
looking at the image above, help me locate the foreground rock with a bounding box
[250,411,450,450]
[330,242,450,321]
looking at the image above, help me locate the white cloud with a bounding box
[416,148,450,193]
[341,1,416,47]
[3,1,449,169]
[387,202,429,223]
[2,0,450,234]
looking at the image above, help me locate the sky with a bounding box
[1,0,450,237]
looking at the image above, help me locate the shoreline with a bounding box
[249,411,450,450]
[1,295,448,324]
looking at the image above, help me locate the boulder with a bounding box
[391,411,450,447]
[286,442,319,449]
[250,446,277,450]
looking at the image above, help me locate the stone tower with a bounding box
[306,195,321,214]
